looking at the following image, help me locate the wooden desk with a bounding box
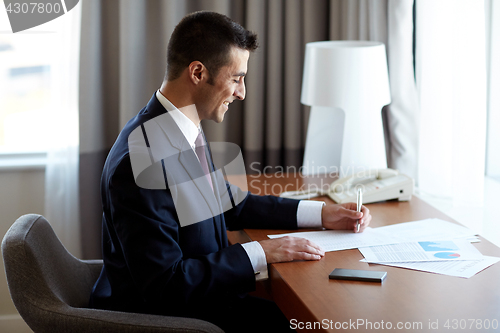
[227,174,500,332]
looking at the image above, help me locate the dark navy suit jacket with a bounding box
[89,94,300,317]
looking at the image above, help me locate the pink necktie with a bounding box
[194,132,213,190]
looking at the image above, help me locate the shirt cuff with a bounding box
[241,241,268,281]
[297,200,325,228]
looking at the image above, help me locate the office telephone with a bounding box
[280,168,414,204]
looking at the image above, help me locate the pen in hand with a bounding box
[356,188,363,232]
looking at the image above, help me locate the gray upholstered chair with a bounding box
[1,214,224,333]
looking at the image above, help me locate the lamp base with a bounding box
[302,106,344,176]
[302,106,387,176]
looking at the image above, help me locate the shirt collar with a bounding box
[156,90,200,148]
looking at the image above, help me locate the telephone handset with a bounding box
[280,168,414,204]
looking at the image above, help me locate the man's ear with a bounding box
[188,61,208,85]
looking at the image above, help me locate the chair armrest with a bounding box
[81,259,104,280]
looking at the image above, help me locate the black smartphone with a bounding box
[329,268,387,283]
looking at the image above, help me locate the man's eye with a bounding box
[234,80,240,83]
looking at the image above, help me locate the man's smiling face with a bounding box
[195,47,249,123]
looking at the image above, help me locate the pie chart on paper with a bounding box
[434,252,461,259]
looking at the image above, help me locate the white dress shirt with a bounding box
[155,90,324,280]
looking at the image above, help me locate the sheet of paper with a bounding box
[267,218,479,253]
[361,256,500,279]
[268,227,405,252]
[375,218,477,242]
[359,239,484,263]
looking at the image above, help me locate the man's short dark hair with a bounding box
[166,11,258,83]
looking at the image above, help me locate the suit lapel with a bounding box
[145,94,226,248]
[155,114,221,216]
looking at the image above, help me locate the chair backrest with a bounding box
[2,214,103,320]
[2,214,225,333]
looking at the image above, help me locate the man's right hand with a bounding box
[258,236,325,264]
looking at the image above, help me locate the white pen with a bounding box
[356,188,363,232]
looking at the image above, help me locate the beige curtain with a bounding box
[79,0,417,259]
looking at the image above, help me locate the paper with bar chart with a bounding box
[367,256,500,279]
[358,239,484,263]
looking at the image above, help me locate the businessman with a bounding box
[90,11,372,332]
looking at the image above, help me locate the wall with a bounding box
[0,167,45,332]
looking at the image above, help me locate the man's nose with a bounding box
[234,82,246,100]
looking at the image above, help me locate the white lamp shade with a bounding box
[301,41,391,174]
[301,41,391,109]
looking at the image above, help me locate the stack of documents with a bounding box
[268,218,499,278]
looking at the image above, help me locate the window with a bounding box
[0,0,77,155]
[416,0,500,247]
